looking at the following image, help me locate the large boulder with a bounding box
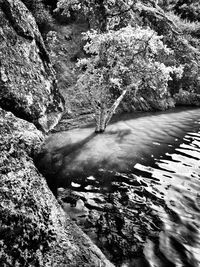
[0,0,64,132]
[0,108,113,267]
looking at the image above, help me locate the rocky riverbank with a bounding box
[0,1,113,266]
[0,108,113,266]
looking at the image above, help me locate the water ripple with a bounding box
[38,107,200,266]
[135,131,200,266]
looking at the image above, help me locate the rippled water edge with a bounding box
[59,139,200,266]
[139,131,200,267]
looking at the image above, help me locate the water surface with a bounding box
[39,107,200,266]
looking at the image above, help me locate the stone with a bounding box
[0,0,64,132]
[0,108,113,267]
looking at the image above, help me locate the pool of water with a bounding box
[37,107,200,266]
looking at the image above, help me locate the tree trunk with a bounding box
[105,89,128,126]
[95,89,128,133]
[95,105,107,133]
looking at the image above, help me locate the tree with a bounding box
[76,25,183,133]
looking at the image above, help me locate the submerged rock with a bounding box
[0,108,113,267]
[0,0,64,132]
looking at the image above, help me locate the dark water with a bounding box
[39,107,200,266]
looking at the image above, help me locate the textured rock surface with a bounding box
[0,108,113,266]
[0,0,64,132]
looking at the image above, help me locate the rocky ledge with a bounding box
[0,108,113,266]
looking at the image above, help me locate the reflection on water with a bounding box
[136,134,200,267]
[38,107,200,266]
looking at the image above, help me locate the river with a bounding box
[37,107,200,266]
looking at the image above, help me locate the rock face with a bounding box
[0,1,113,265]
[0,0,64,132]
[0,108,113,267]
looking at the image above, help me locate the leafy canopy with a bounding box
[77,25,183,111]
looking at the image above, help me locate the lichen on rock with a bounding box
[0,0,64,132]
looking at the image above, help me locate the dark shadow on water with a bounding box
[35,132,96,196]
[53,132,96,158]
[35,129,132,196]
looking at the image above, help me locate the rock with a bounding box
[0,0,64,132]
[0,108,113,266]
